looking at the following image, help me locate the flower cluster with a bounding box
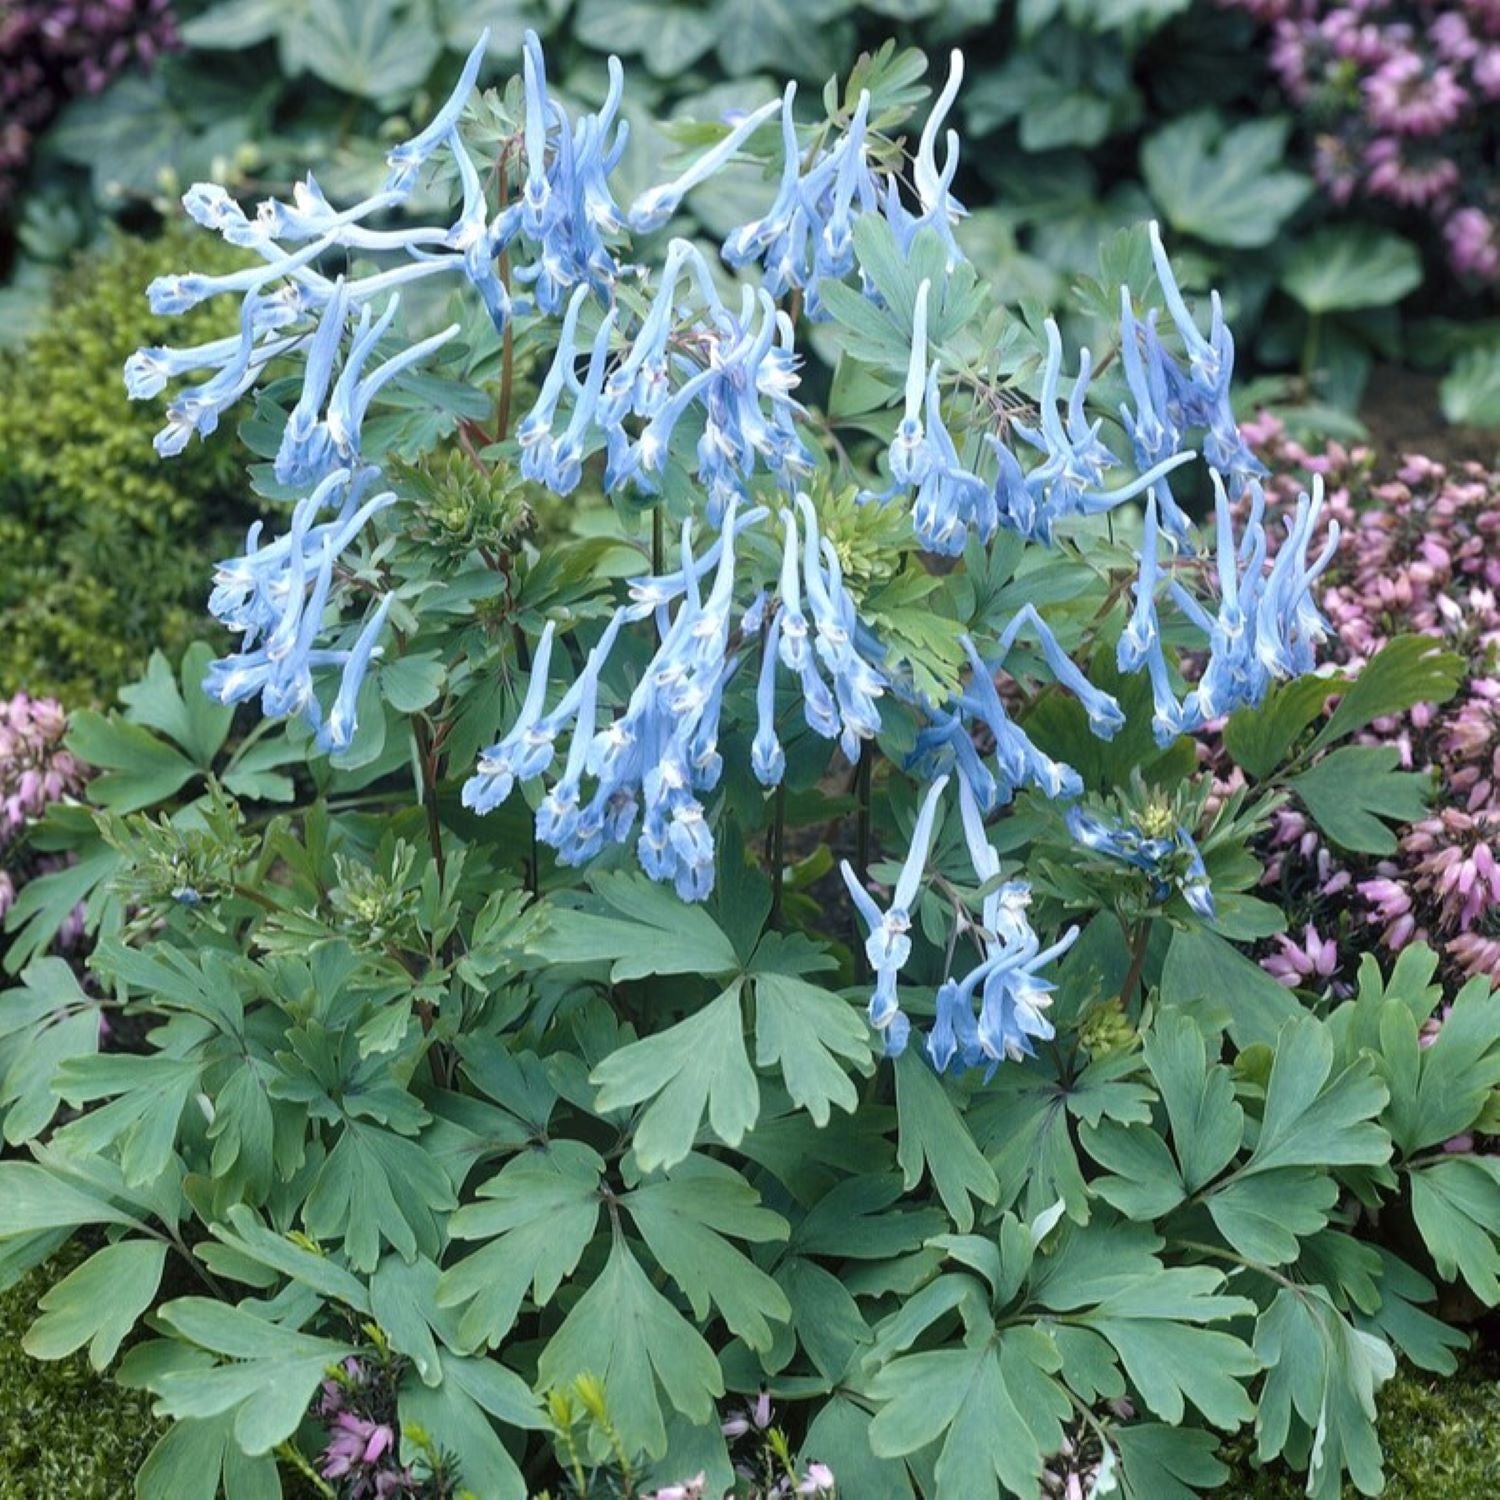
[876,224,1265,557]
[462,495,887,902]
[1209,422,1500,984]
[132,34,1343,1082]
[0,693,90,928]
[1230,0,1500,281]
[721,55,965,314]
[315,1357,428,1499]
[0,0,178,208]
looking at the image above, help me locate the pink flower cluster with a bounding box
[316,1358,423,1499]
[0,693,89,924]
[1217,421,1500,986]
[0,0,179,208]
[1228,0,1500,281]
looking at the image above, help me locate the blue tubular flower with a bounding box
[997,604,1124,740]
[840,774,950,1053]
[1146,220,1265,489]
[907,50,967,269]
[385,30,490,193]
[629,96,783,234]
[722,84,801,270]
[448,128,514,333]
[928,636,1085,809]
[1117,289,1194,550]
[910,367,992,555]
[540,304,618,496]
[462,621,558,815]
[1064,804,1216,918]
[274,279,347,485]
[520,29,557,236]
[316,594,394,754]
[751,611,786,787]
[818,89,870,279]
[519,285,587,483]
[888,279,932,486]
[1253,477,1339,679]
[1117,492,1163,675]
[975,926,1078,1063]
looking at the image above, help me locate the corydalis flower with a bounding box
[841,775,949,1054]
[463,495,888,901]
[1066,804,1217,918]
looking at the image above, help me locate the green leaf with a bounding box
[754,974,871,1126]
[379,652,446,713]
[0,1160,148,1237]
[119,644,234,767]
[398,1350,539,1500]
[537,1233,724,1461]
[801,1395,915,1499]
[1142,1010,1243,1192]
[1281,228,1423,313]
[438,1141,603,1349]
[1142,113,1310,249]
[1409,1157,1500,1305]
[1313,635,1463,750]
[1440,344,1500,426]
[591,983,759,1171]
[135,1411,281,1500]
[23,1239,166,1369]
[867,1325,1070,1498]
[1035,1224,1257,1428]
[1221,673,1340,780]
[302,1118,457,1271]
[973,1053,1152,1224]
[1207,1169,1339,1265]
[530,874,741,982]
[53,1052,204,1188]
[151,1297,355,1454]
[894,1050,999,1232]
[1115,1424,1229,1500]
[297,0,441,98]
[711,0,854,82]
[622,1157,791,1352]
[1,959,99,1144]
[1159,927,1300,1049]
[64,711,198,813]
[180,0,288,49]
[1384,974,1500,1154]
[1291,744,1431,855]
[575,0,717,75]
[210,1204,372,1313]
[1241,1014,1390,1177]
[1255,1284,1395,1496]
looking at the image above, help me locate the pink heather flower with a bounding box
[1474,44,1500,98]
[1433,11,1480,60]
[1451,930,1500,983]
[0,692,87,844]
[1363,137,1460,206]
[1446,206,1500,280]
[320,1414,395,1480]
[1364,53,1469,135]
[1262,923,1341,987]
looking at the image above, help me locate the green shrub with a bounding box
[0,1250,164,1499]
[0,228,247,705]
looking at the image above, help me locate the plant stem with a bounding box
[768,782,787,929]
[1119,919,1151,1008]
